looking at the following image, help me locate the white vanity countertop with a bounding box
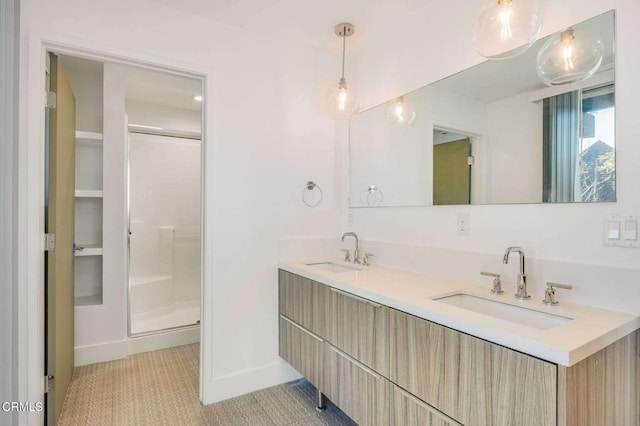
[279,260,640,367]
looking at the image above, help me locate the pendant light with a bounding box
[328,23,359,120]
[387,97,417,127]
[472,0,544,60]
[536,29,604,86]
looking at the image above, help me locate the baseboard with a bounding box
[74,340,128,366]
[74,326,200,366]
[202,360,302,405]
[128,325,200,356]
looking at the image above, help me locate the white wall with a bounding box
[62,59,103,133]
[19,0,341,414]
[348,0,640,275]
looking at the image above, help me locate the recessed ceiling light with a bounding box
[193,95,203,102]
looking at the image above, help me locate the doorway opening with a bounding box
[44,51,204,425]
[126,66,203,335]
[433,127,474,205]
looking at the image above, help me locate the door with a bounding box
[45,53,76,425]
[433,138,471,205]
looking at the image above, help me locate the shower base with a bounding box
[131,299,200,335]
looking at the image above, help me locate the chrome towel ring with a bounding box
[302,181,323,207]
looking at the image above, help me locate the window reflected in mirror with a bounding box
[543,84,615,203]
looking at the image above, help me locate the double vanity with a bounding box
[278,250,639,426]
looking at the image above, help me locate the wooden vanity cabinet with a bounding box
[324,344,391,426]
[278,269,640,426]
[329,287,390,377]
[278,315,325,391]
[278,270,329,339]
[557,330,639,426]
[389,308,557,426]
[391,385,462,426]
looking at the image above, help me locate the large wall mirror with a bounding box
[349,11,615,207]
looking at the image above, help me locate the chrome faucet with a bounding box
[503,246,530,300]
[341,232,361,264]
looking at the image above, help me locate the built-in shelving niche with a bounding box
[74,131,104,306]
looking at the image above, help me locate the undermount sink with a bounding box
[433,292,573,330]
[306,262,362,273]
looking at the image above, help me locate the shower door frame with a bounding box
[126,128,204,338]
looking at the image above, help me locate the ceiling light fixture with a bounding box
[536,28,604,86]
[472,0,544,60]
[193,95,203,102]
[328,23,359,120]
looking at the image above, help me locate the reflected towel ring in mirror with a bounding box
[302,181,323,207]
[366,185,384,207]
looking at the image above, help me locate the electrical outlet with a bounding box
[457,213,470,235]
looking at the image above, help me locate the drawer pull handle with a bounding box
[395,387,463,425]
[330,287,382,308]
[280,315,323,343]
[329,345,381,380]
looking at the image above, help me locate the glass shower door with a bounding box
[128,132,201,335]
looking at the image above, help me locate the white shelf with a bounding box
[75,131,103,141]
[75,294,103,307]
[74,244,103,257]
[75,189,103,198]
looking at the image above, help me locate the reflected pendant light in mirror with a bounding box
[386,96,417,127]
[328,23,359,119]
[472,0,544,59]
[536,29,604,86]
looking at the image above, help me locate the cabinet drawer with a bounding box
[279,270,329,339]
[329,287,389,377]
[390,309,557,426]
[279,315,324,390]
[392,385,462,426]
[325,344,390,426]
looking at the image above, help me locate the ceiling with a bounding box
[143,0,447,53]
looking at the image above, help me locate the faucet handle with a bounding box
[340,249,351,262]
[362,253,374,266]
[480,272,503,294]
[543,282,573,305]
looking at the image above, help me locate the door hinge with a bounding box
[44,234,55,251]
[467,156,475,166]
[44,375,54,393]
[45,91,57,109]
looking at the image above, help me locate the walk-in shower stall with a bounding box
[128,132,201,335]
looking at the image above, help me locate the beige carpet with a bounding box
[58,344,356,425]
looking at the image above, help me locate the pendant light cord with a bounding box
[341,26,346,80]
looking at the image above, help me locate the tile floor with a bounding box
[58,343,356,425]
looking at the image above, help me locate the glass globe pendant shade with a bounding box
[386,97,417,127]
[536,29,604,86]
[472,0,543,60]
[328,78,359,120]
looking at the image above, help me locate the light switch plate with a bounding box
[604,215,640,248]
